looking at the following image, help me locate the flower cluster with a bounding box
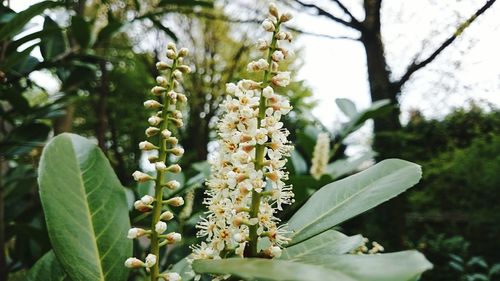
[125,42,190,281]
[310,132,331,180]
[193,3,295,260]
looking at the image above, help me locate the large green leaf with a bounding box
[326,151,376,179]
[192,258,356,281]
[40,16,66,60]
[281,230,363,259]
[0,1,60,40]
[287,159,422,245]
[38,133,132,281]
[295,251,433,281]
[71,16,91,48]
[25,251,70,281]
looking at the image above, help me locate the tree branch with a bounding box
[329,0,361,25]
[292,0,362,30]
[396,0,497,88]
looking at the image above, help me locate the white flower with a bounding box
[145,127,160,137]
[310,132,330,180]
[124,257,144,268]
[155,221,167,234]
[271,71,290,87]
[275,31,286,40]
[256,39,268,51]
[145,254,157,268]
[132,171,152,182]
[161,129,172,138]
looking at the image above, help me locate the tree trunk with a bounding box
[95,60,109,153]
[360,0,406,249]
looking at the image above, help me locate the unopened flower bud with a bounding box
[134,200,152,212]
[226,83,238,94]
[160,211,174,221]
[263,86,274,98]
[172,110,183,119]
[262,18,275,32]
[284,31,293,42]
[166,49,176,59]
[139,141,158,151]
[156,76,168,86]
[178,48,189,57]
[166,137,178,145]
[151,86,167,96]
[165,180,180,190]
[148,116,163,126]
[167,164,182,173]
[127,227,148,239]
[272,50,285,62]
[148,155,159,163]
[171,147,184,156]
[233,233,244,243]
[256,39,269,51]
[166,196,184,207]
[173,70,182,80]
[155,221,167,234]
[161,129,172,139]
[145,127,160,137]
[144,100,163,109]
[132,171,153,182]
[177,93,187,103]
[155,161,167,171]
[275,31,287,40]
[165,232,182,244]
[156,62,170,70]
[267,246,282,258]
[171,118,183,128]
[177,65,191,73]
[124,257,144,268]
[140,195,154,205]
[145,254,157,268]
[280,12,293,22]
[269,3,279,17]
[167,42,177,51]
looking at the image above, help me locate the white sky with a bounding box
[10,0,500,132]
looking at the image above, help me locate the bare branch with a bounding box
[291,0,362,30]
[187,11,360,41]
[329,0,361,25]
[396,0,497,88]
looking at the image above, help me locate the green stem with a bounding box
[247,22,280,257]
[150,59,177,281]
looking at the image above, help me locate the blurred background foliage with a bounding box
[0,0,499,281]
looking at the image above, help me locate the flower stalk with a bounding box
[125,42,190,281]
[193,2,295,262]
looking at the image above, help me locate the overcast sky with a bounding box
[11,0,500,131]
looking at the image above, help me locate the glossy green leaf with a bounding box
[336,98,358,119]
[288,159,422,245]
[0,1,60,40]
[0,44,37,71]
[71,16,91,48]
[38,133,132,281]
[192,258,356,281]
[40,16,66,60]
[296,251,433,281]
[25,251,70,281]
[281,230,363,259]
